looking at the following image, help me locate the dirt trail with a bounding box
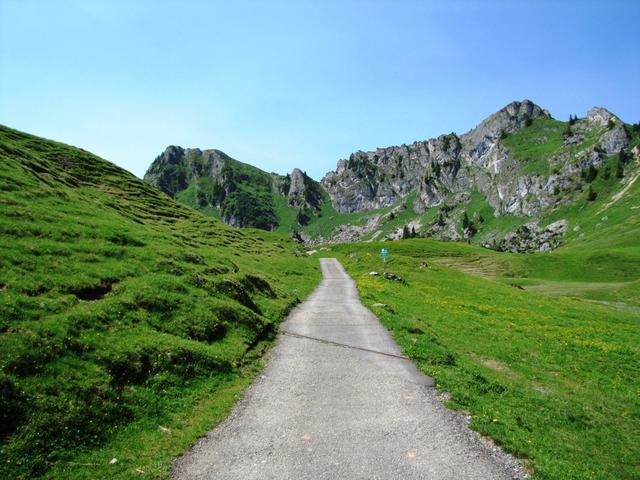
[598,172,640,213]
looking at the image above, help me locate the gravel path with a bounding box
[173,258,525,479]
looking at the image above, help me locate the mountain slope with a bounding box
[315,100,640,247]
[141,101,639,252]
[144,147,324,232]
[0,125,320,478]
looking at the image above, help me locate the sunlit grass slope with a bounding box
[0,125,321,479]
[322,238,639,480]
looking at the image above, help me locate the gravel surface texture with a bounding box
[173,258,526,479]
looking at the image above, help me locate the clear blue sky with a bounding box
[1,0,638,180]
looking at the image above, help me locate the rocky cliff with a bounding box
[144,147,324,231]
[318,100,637,250]
[143,100,639,251]
[323,100,599,216]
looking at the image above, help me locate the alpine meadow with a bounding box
[1,2,639,480]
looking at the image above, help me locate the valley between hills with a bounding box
[1,98,639,479]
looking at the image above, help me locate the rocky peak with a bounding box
[321,99,551,214]
[462,100,549,153]
[284,168,324,218]
[288,168,306,197]
[587,107,617,126]
[159,145,185,163]
[144,146,230,197]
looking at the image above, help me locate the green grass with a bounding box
[359,192,418,240]
[272,194,299,234]
[154,154,329,236]
[213,159,280,230]
[151,150,281,230]
[300,190,387,240]
[464,190,530,243]
[321,238,639,479]
[2,116,638,479]
[502,118,566,176]
[0,125,321,478]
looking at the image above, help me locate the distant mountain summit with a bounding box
[144,147,324,231]
[143,100,639,251]
[322,100,549,214]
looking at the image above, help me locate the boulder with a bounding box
[601,124,630,155]
[496,219,567,253]
[383,272,405,283]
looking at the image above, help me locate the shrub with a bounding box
[585,165,598,183]
[619,149,629,165]
[296,207,311,226]
[462,211,471,230]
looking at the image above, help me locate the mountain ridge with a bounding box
[143,100,640,251]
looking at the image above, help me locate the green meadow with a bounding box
[322,230,639,479]
[0,126,321,479]
[2,123,639,480]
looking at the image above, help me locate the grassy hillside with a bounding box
[172,155,284,231]
[146,149,326,234]
[0,125,321,479]
[319,235,639,479]
[145,112,640,248]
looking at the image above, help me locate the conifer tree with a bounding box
[462,211,470,230]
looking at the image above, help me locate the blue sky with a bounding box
[1,0,638,180]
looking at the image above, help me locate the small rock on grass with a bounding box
[384,272,405,283]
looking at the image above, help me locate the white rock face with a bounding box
[320,100,632,228]
[321,100,551,217]
[496,220,568,253]
[288,168,305,197]
[601,124,630,154]
[587,107,615,126]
